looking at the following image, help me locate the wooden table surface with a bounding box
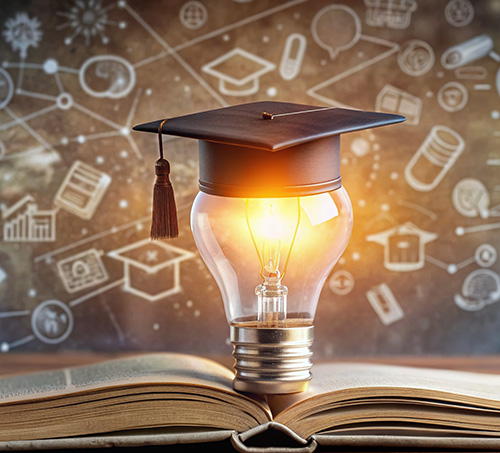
[1,352,499,377]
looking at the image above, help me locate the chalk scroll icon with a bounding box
[366,283,404,325]
[31,300,74,344]
[57,249,109,294]
[279,33,307,81]
[454,269,500,312]
[437,81,468,112]
[0,67,14,111]
[376,84,422,125]
[452,178,494,219]
[366,222,438,272]
[179,1,208,30]
[79,55,136,99]
[312,4,361,60]
[398,40,435,76]
[445,0,474,28]
[328,270,355,296]
[3,12,42,59]
[54,161,111,220]
[2,195,56,242]
[108,239,195,302]
[441,35,493,70]
[202,48,275,96]
[405,126,465,192]
[364,0,417,30]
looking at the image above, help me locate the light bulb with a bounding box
[191,187,353,393]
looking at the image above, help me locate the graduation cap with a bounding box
[133,101,405,239]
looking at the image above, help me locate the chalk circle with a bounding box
[328,269,355,296]
[56,92,74,110]
[475,244,497,268]
[43,58,59,74]
[31,299,74,344]
[398,40,435,77]
[179,1,208,30]
[0,68,14,110]
[350,137,371,157]
[312,4,361,60]
[437,81,468,112]
[445,0,474,28]
[79,55,136,99]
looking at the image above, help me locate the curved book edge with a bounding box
[231,422,317,453]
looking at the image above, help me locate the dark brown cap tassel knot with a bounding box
[151,119,179,240]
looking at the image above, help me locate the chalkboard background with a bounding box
[0,0,499,358]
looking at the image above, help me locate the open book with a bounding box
[1,353,500,451]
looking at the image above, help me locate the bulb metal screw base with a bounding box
[230,325,314,395]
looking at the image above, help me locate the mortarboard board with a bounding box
[133,100,405,238]
[133,100,405,198]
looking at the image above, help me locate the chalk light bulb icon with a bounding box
[134,101,405,394]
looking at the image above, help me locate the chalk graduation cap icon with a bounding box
[201,48,276,96]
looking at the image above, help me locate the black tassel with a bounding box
[150,120,178,240]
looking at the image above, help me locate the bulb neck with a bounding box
[230,324,313,394]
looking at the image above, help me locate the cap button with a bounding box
[261,112,274,120]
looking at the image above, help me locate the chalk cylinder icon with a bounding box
[441,34,493,70]
[405,126,465,192]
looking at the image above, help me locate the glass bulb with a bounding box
[191,187,353,393]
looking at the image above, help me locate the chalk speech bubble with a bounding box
[312,5,361,60]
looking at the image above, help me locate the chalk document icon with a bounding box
[405,126,465,192]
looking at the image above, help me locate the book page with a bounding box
[272,362,500,439]
[0,353,236,402]
[0,353,272,441]
[309,362,500,403]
